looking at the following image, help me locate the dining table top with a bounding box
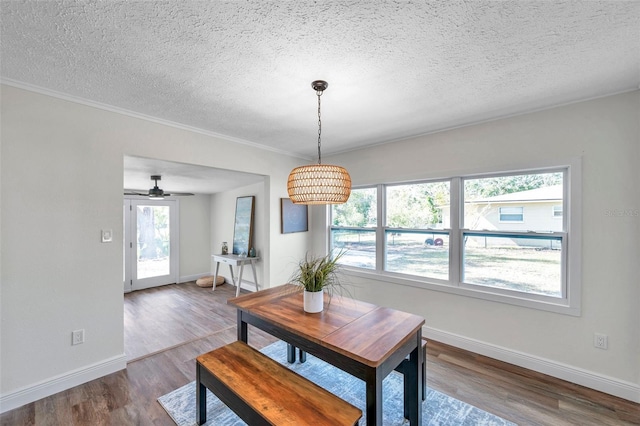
[228,284,425,368]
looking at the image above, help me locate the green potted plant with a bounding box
[290,251,346,313]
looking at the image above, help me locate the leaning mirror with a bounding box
[232,196,255,255]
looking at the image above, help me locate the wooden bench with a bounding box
[196,341,362,426]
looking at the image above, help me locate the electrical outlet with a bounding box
[72,329,85,345]
[594,333,608,350]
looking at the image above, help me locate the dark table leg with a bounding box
[287,343,296,363]
[365,372,383,425]
[405,332,422,426]
[237,310,248,342]
[402,360,410,419]
[196,364,207,425]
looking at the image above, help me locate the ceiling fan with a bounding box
[124,175,194,199]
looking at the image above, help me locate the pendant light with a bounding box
[287,80,351,204]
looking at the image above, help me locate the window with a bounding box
[553,205,563,217]
[463,172,564,297]
[384,181,450,281]
[331,187,377,269]
[499,206,524,222]
[329,162,581,315]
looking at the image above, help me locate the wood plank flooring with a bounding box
[1,282,638,425]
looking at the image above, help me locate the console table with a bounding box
[211,254,259,296]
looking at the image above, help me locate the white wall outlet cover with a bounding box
[101,229,113,243]
[72,329,85,345]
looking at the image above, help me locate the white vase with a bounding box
[303,290,324,313]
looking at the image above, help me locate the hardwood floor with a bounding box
[2,282,638,425]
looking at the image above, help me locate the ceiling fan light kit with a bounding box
[287,80,351,205]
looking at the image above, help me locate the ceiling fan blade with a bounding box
[124,191,147,196]
[163,192,195,196]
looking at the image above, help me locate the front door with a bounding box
[124,198,178,292]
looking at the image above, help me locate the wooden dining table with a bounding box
[228,284,425,426]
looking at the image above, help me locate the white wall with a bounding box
[322,91,640,401]
[178,194,212,282]
[210,182,315,290]
[0,84,311,411]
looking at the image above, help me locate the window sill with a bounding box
[341,267,581,316]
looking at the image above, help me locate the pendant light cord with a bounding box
[317,88,323,165]
[287,80,351,205]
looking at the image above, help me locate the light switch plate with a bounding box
[101,229,113,243]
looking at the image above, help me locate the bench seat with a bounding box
[196,340,362,426]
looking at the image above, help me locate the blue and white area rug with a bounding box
[158,340,515,426]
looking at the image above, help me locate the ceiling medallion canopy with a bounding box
[287,80,351,205]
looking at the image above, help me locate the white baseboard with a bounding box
[239,279,259,292]
[178,273,210,283]
[424,327,640,403]
[0,354,127,414]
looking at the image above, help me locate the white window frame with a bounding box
[329,158,582,316]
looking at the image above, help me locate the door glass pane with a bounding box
[137,205,170,279]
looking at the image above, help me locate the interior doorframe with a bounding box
[124,195,180,292]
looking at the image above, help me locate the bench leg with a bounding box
[196,366,207,425]
[400,343,427,419]
[299,348,306,363]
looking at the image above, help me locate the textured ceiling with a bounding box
[2,1,639,192]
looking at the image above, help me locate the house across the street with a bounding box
[441,184,563,248]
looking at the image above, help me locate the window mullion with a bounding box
[449,177,462,286]
[376,184,385,273]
